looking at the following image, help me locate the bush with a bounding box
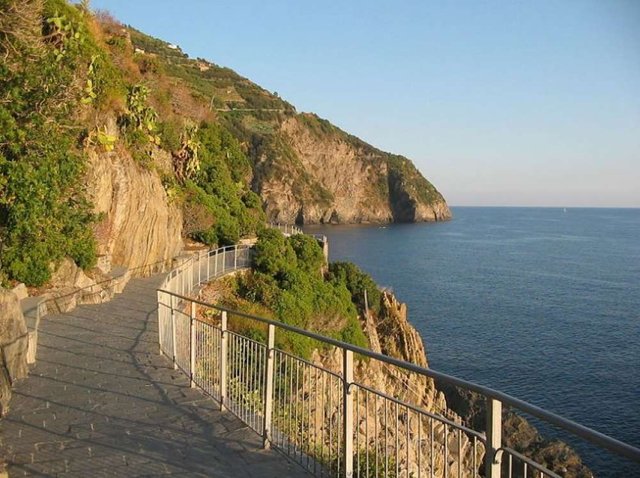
[175,120,265,246]
[289,234,324,275]
[234,230,369,357]
[182,200,214,236]
[192,227,218,247]
[158,119,182,152]
[329,262,381,315]
[237,272,280,307]
[0,125,97,285]
[252,228,297,277]
[215,213,239,246]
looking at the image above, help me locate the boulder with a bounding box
[49,257,95,290]
[0,289,29,416]
[11,283,28,301]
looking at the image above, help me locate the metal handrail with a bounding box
[160,288,640,463]
[268,222,304,236]
[35,257,171,315]
[156,232,640,477]
[495,447,563,478]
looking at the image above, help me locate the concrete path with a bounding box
[0,276,310,477]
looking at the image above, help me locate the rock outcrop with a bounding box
[439,382,593,477]
[86,118,183,271]
[0,290,28,416]
[253,115,452,225]
[306,290,480,477]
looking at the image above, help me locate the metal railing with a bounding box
[44,258,170,314]
[157,240,640,478]
[269,222,304,236]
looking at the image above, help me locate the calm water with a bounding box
[305,207,640,477]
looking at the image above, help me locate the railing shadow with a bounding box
[3,275,307,477]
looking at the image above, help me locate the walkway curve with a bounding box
[0,274,310,477]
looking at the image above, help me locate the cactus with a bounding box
[173,122,201,181]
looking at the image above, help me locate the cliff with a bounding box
[440,384,593,477]
[1,0,449,290]
[126,26,451,226]
[252,115,451,224]
[202,270,480,477]
[85,117,183,271]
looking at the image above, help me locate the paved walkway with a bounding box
[0,276,310,477]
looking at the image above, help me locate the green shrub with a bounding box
[289,234,325,275]
[252,228,297,277]
[175,120,265,246]
[158,119,182,152]
[234,230,369,357]
[0,0,132,285]
[215,213,239,246]
[329,262,381,315]
[237,272,280,307]
[193,227,218,246]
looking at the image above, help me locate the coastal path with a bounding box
[0,275,310,477]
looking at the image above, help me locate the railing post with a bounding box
[207,251,210,280]
[222,249,226,274]
[343,349,354,478]
[234,245,238,270]
[214,250,218,277]
[485,397,502,478]
[220,310,228,411]
[171,295,177,370]
[157,290,164,356]
[190,301,196,388]
[198,252,202,285]
[263,324,276,449]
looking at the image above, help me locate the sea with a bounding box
[305,207,640,477]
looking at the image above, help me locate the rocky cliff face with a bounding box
[251,115,451,225]
[440,384,593,477]
[0,290,28,416]
[86,119,183,271]
[124,27,451,227]
[308,290,481,477]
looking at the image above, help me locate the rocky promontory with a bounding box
[253,115,451,225]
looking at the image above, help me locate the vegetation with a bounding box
[0,1,269,285]
[181,122,265,246]
[0,0,445,290]
[387,154,442,206]
[229,230,369,358]
[329,262,382,315]
[0,0,112,285]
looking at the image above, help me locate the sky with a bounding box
[90,0,640,207]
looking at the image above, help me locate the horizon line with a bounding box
[449,205,640,209]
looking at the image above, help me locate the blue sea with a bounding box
[305,207,640,477]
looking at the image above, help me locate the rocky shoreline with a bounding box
[378,291,594,477]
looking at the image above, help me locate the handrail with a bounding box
[38,257,171,315]
[156,230,640,477]
[495,448,563,478]
[268,222,304,236]
[160,288,640,464]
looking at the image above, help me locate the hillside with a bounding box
[127,25,451,224]
[0,0,449,287]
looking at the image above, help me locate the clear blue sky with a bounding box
[91,0,640,207]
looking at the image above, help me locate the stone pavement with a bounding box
[0,276,310,477]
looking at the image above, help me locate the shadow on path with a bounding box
[1,276,309,477]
